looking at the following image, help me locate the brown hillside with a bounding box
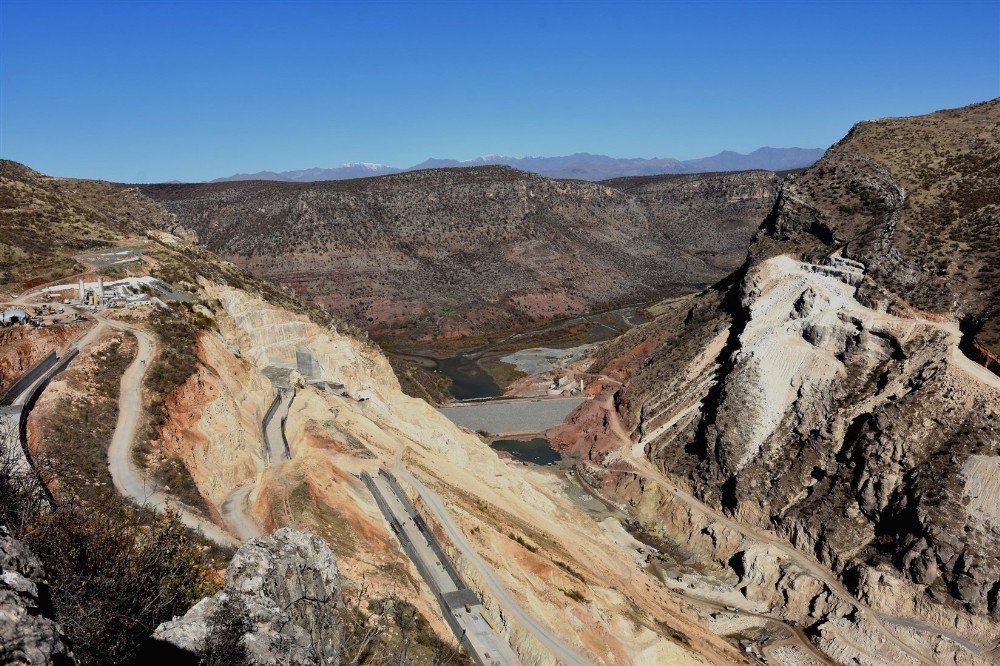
[140,166,780,345]
[555,99,1000,663]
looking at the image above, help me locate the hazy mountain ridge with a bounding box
[211,146,825,183]
[213,162,403,182]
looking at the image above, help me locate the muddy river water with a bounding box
[435,354,501,400]
[490,437,562,465]
[395,303,649,401]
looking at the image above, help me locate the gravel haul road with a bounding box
[100,315,240,548]
[597,394,976,666]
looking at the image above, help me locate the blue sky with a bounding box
[1,1,997,182]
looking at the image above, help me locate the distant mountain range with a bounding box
[213,162,403,182]
[211,147,826,183]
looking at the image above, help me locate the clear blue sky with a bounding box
[1,1,997,182]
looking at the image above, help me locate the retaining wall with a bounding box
[380,469,470,590]
[12,349,78,504]
[0,352,58,407]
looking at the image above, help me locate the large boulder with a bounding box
[0,526,73,665]
[154,528,344,665]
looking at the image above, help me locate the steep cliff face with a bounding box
[0,526,73,665]
[155,528,344,664]
[141,166,779,342]
[555,100,1000,664]
[754,99,999,356]
[691,256,998,614]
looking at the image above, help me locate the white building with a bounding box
[1,309,29,325]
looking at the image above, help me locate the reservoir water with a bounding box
[395,303,650,401]
[490,438,562,465]
[435,354,500,401]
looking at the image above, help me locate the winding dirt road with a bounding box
[594,392,990,665]
[220,483,262,541]
[99,314,240,548]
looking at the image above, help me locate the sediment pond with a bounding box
[490,437,562,465]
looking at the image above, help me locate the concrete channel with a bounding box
[362,469,520,666]
[262,388,293,463]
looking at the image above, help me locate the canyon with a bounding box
[140,166,781,346]
[0,98,997,666]
[2,160,753,663]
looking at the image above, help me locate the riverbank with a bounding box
[381,302,650,403]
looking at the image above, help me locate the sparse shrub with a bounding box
[554,559,586,582]
[23,504,219,664]
[39,335,135,501]
[0,423,222,665]
[145,309,199,401]
[339,578,470,665]
[155,456,206,510]
[507,532,538,553]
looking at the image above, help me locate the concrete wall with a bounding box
[380,469,470,590]
[361,471,491,665]
[0,352,58,407]
[9,348,78,505]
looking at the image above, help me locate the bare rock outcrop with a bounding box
[559,100,1000,665]
[154,528,344,665]
[0,526,73,665]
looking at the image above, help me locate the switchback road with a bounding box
[98,314,240,548]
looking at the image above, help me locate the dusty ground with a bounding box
[150,280,757,664]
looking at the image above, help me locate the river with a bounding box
[392,303,649,401]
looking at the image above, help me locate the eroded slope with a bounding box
[172,280,748,664]
[555,100,1000,664]
[140,166,779,344]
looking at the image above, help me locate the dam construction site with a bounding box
[0,86,998,665]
